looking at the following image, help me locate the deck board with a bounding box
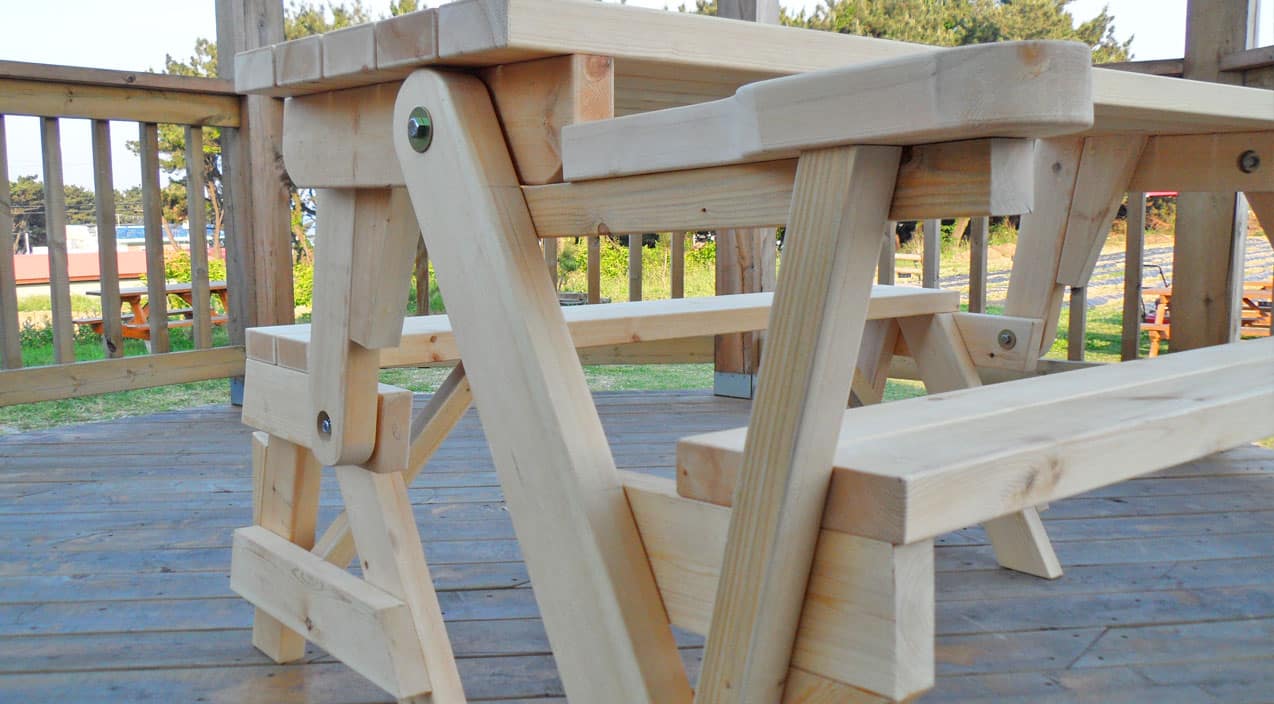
[0,390,1272,702]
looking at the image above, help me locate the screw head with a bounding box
[1238,150,1260,174]
[407,107,433,153]
[317,410,332,438]
[997,329,1017,350]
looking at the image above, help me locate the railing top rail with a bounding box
[0,60,237,95]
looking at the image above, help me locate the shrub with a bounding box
[161,250,228,284]
[293,261,314,308]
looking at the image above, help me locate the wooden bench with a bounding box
[664,336,1274,699]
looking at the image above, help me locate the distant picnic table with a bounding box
[78,281,229,342]
[1142,280,1272,357]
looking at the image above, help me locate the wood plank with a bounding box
[393,68,690,702]
[561,41,1091,180]
[629,231,642,301]
[671,233,685,299]
[623,472,934,701]
[374,9,439,71]
[282,83,403,188]
[1129,131,1274,193]
[139,122,170,353]
[922,219,940,289]
[480,54,614,186]
[0,78,239,126]
[1249,191,1274,248]
[677,338,1274,545]
[348,188,418,349]
[0,347,245,406]
[321,23,376,80]
[1054,135,1149,287]
[587,236,600,303]
[1122,193,1146,360]
[0,116,20,369]
[0,59,237,95]
[414,239,430,315]
[968,217,988,313]
[39,117,75,363]
[696,145,902,703]
[336,465,465,701]
[1068,287,1087,361]
[91,120,124,358]
[185,126,213,349]
[230,525,431,696]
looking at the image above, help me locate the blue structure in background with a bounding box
[115,224,223,246]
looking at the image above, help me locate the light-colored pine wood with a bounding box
[0,116,22,369]
[231,525,432,697]
[671,233,685,299]
[1129,131,1274,192]
[139,122,171,353]
[968,216,989,313]
[393,68,690,702]
[949,312,1044,372]
[623,472,935,701]
[1248,191,1274,248]
[374,9,438,71]
[982,509,1064,580]
[0,77,239,126]
[1054,135,1149,286]
[233,46,276,94]
[561,41,1092,180]
[1068,286,1087,361]
[849,319,898,407]
[282,83,404,188]
[248,432,322,663]
[696,145,901,703]
[348,188,418,349]
[587,236,601,303]
[480,54,614,185]
[307,189,382,466]
[0,346,245,406]
[322,23,376,80]
[336,465,466,702]
[922,219,940,289]
[1122,193,1147,360]
[678,338,1274,545]
[275,34,323,88]
[90,120,124,358]
[628,232,642,301]
[185,126,214,349]
[877,224,895,284]
[40,117,75,363]
[363,385,414,475]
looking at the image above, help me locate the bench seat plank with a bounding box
[246,285,959,371]
[677,338,1274,545]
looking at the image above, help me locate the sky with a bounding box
[0,0,1269,192]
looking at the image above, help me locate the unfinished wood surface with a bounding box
[363,385,414,475]
[0,77,239,126]
[184,126,214,350]
[375,9,439,71]
[322,24,376,80]
[624,472,934,700]
[922,219,940,289]
[0,116,20,369]
[525,139,1035,237]
[138,123,171,354]
[678,338,1274,545]
[1122,193,1147,360]
[414,240,430,316]
[306,189,381,467]
[587,236,601,303]
[561,41,1091,180]
[1129,131,1274,193]
[1068,287,1087,361]
[1250,191,1274,248]
[248,433,321,663]
[968,216,988,313]
[629,231,643,301]
[0,346,245,406]
[336,466,466,701]
[282,83,403,188]
[90,120,124,359]
[394,69,690,702]
[245,286,959,370]
[696,145,901,703]
[349,189,417,350]
[671,233,685,299]
[39,117,74,363]
[1054,136,1149,287]
[481,54,614,185]
[231,526,430,696]
[949,312,1045,372]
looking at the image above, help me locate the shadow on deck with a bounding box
[1,390,1272,703]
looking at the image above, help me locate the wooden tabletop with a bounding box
[236,0,1274,136]
[89,281,229,298]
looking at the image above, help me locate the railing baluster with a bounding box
[968,216,988,313]
[0,115,20,369]
[415,238,430,315]
[922,218,941,289]
[1122,192,1147,361]
[543,237,558,288]
[1068,285,1087,361]
[628,233,642,301]
[185,126,213,349]
[671,232,685,299]
[91,120,124,358]
[587,236,600,304]
[140,122,170,353]
[877,222,895,285]
[41,117,75,363]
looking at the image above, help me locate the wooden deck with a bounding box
[1,389,1273,703]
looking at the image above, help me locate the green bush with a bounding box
[293,261,314,308]
[162,250,228,284]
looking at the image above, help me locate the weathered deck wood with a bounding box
[0,391,1272,702]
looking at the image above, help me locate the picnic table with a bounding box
[79,281,229,341]
[223,2,1274,702]
[1142,279,1271,356]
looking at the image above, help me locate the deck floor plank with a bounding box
[0,390,1272,702]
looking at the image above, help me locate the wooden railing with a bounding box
[0,61,246,406]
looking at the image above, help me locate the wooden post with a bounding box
[40,117,74,363]
[671,232,685,299]
[922,218,941,289]
[713,0,779,399]
[91,121,124,358]
[877,222,895,284]
[0,116,24,369]
[414,238,430,315]
[544,237,558,289]
[185,126,214,349]
[628,233,642,301]
[1068,286,1086,361]
[968,216,988,313]
[140,122,171,354]
[216,0,292,345]
[1122,193,1146,360]
[588,236,601,304]
[1172,0,1256,350]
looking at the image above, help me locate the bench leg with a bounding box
[249,431,322,662]
[898,313,1063,579]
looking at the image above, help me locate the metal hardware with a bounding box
[317,411,332,438]
[997,329,1017,350]
[1238,150,1260,174]
[407,107,433,153]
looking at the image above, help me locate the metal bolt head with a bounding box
[317,410,332,438]
[997,329,1017,350]
[407,107,433,153]
[1238,150,1260,174]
